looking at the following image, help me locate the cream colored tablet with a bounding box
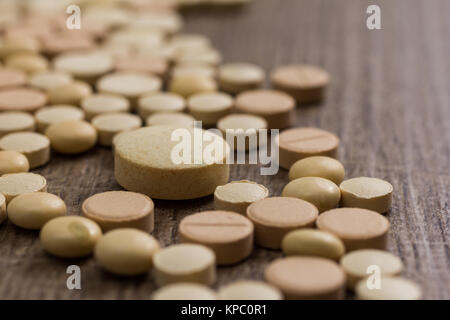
[0,112,35,137]
[0,88,47,112]
[45,120,97,154]
[94,228,160,276]
[341,249,403,290]
[5,53,48,74]
[138,93,186,119]
[217,280,283,300]
[316,208,390,251]
[172,64,216,79]
[82,191,154,232]
[92,113,142,147]
[54,53,113,84]
[29,71,73,91]
[179,210,254,265]
[289,156,345,185]
[0,193,6,225]
[0,68,27,89]
[129,10,182,34]
[81,94,130,120]
[48,81,92,106]
[42,35,95,57]
[340,177,393,213]
[247,197,318,249]
[40,216,102,258]
[35,105,85,133]
[214,180,269,215]
[153,283,217,300]
[175,48,222,66]
[187,92,233,126]
[0,172,47,204]
[0,151,29,175]
[170,34,211,53]
[265,257,345,300]
[282,229,345,260]
[169,74,217,98]
[153,244,216,287]
[145,112,195,128]
[0,35,40,58]
[356,277,422,300]
[7,192,66,229]
[0,132,50,168]
[218,63,265,94]
[114,126,229,200]
[115,55,168,78]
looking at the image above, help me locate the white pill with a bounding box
[0,111,35,137]
[81,94,130,120]
[138,92,186,119]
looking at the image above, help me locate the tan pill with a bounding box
[217,280,283,300]
[170,33,211,53]
[45,120,97,154]
[0,193,6,224]
[0,88,47,112]
[218,62,265,94]
[175,48,222,66]
[7,192,66,230]
[355,277,422,300]
[115,55,168,78]
[340,249,403,290]
[152,283,217,300]
[0,112,35,137]
[0,132,50,168]
[92,113,142,147]
[316,208,390,251]
[146,112,195,128]
[48,81,92,106]
[247,197,318,249]
[40,216,102,258]
[35,105,85,133]
[187,92,233,126]
[340,177,393,213]
[235,89,295,129]
[179,210,254,265]
[0,68,27,89]
[289,156,345,185]
[42,35,95,57]
[0,172,47,204]
[169,74,217,98]
[0,151,29,175]
[0,36,40,59]
[265,257,346,300]
[5,53,48,74]
[81,94,130,120]
[282,229,345,260]
[82,191,154,233]
[138,92,186,119]
[172,64,216,79]
[28,71,73,91]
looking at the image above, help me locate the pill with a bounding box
[82,191,154,232]
[282,229,345,260]
[214,180,269,215]
[175,48,222,66]
[217,280,283,300]
[28,71,73,91]
[0,172,47,204]
[170,33,211,53]
[115,55,168,78]
[40,216,102,258]
[0,88,47,112]
[45,120,97,154]
[271,65,329,103]
[169,74,217,98]
[289,156,345,185]
[42,34,95,57]
[0,193,5,224]
[277,127,340,170]
[145,112,195,128]
[316,208,390,251]
[129,11,182,34]
[7,192,66,230]
[179,210,254,265]
[0,132,50,168]
[339,177,393,213]
[218,63,265,94]
[172,64,216,79]
[114,126,229,200]
[0,151,29,175]
[0,68,27,89]
[355,277,422,300]
[235,89,295,129]
[187,92,233,126]
[35,105,85,133]
[107,29,164,52]
[138,92,186,119]
[0,111,35,137]
[153,283,217,300]
[81,94,130,120]
[5,53,48,74]
[153,244,216,287]
[92,113,142,147]
[47,81,92,106]
[340,249,403,290]
[265,257,346,300]
[246,197,318,249]
[282,177,340,213]
[0,36,40,59]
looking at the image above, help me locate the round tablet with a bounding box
[175,48,222,66]
[82,191,154,232]
[218,63,265,94]
[179,210,254,265]
[289,156,345,185]
[81,94,130,120]
[341,249,403,290]
[265,257,346,300]
[0,88,47,112]
[355,277,422,300]
[42,34,95,56]
[316,208,390,251]
[45,120,97,154]
[172,64,216,79]
[94,228,160,276]
[282,177,341,213]
[0,132,50,168]
[271,64,329,103]
[277,127,340,170]
[114,126,229,200]
[115,55,168,78]
[0,68,27,89]
[0,36,40,59]
[0,172,47,204]
[187,92,233,126]
[35,105,85,133]
[153,244,216,287]
[47,81,92,106]
[145,112,195,128]
[217,280,283,300]
[0,112,35,137]
[54,53,113,84]
[5,53,48,74]
[339,177,393,213]
[153,283,217,300]
[92,113,142,147]
[7,192,66,230]
[40,216,102,258]
[28,71,73,91]
[169,74,217,98]
[235,89,295,129]
[170,34,211,53]
[138,92,186,119]
[0,193,6,225]
[246,197,318,249]
[0,151,29,175]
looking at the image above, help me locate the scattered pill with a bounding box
[175,48,222,66]
[172,64,216,79]
[0,36,40,59]
[0,88,47,112]
[138,92,186,119]
[0,150,29,175]
[115,55,168,78]
[47,81,92,106]
[187,92,233,126]
[0,111,35,137]
[5,52,48,74]
[169,74,217,98]
[81,94,130,121]
[170,33,211,53]
[218,63,265,94]
[45,120,97,154]
[35,105,85,133]
[217,280,283,300]
[146,112,195,128]
[42,34,95,57]
[0,172,47,204]
[28,71,73,91]
[92,113,142,147]
[289,156,345,185]
[153,283,217,300]
[0,132,50,168]
[355,277,422,300]
[0,68,27,89]
[0,193,6,224]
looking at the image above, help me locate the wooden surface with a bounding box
[0,0,449,299]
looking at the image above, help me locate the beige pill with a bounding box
[0,112,35,137]
[40,216,102,258]
[341,249,403,290]
[153,283,217,300]
[0,68,27,89]
[0,36,40,59]
[146,112,195,128]
[289,156,345,185]
[82,191,154,232]
[0,193,6,224]
[175,48,222,66]
[282,229,345,260]
[235,89,295,129]
[153,244,216,287]
[42,34,95,57]
[35,105,85,133]
[187,92,233,126]
[217,280,283,300]
[172,64,216,79]
[355,277,422,300]
[0,151,29,175]
[138,92,186,119]
[0,132,50,168]
[45,120,97,154]
[247,197,318,249]
[5,53,48,74]
[214,180,269,215]
[28,71,73,91]
[218,63,265,94]
[179,210,254,265]
[340,177,393,213]
[7,192,66,229]
[48,81,92,106]
[81,94,130,120]
[0,88,47,112]
[170,34,211,53]
[169,74,217,98]
[92,113,142,147]
[115,55,168,78]
[54,53,113,84]
[0,172,47,204]
[316,208,390,251]
[271,65,329,103]
[265,257,346,300]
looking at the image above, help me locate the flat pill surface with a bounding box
[115,55,168,78]
[217,280,283,300]
[138,92,186,119]
[0,193,6,224]
[187,92,233,126]
[5,53,48,74]
[54,53,113,83]
[217,114,267,151]
[355,277,422,300]
[0,173,47,203]
[45,120,97,154]
[218,62,265,94]
[0,132,50,168]
[172,64,216,79]
[47,81,92,106]
[169,74,217,98]
[92,113,142,146]
[0,88,47,112]
[0,68,27,89]
[153,283,217,300]
[0,111,35,137]
[29,71,73,91]
[146,112,195,128]
[0,151,29,175]
[289,156,345,185]
[81,94,130,120]
[35,105,84,133]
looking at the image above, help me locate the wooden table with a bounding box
[0,0,448,299]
